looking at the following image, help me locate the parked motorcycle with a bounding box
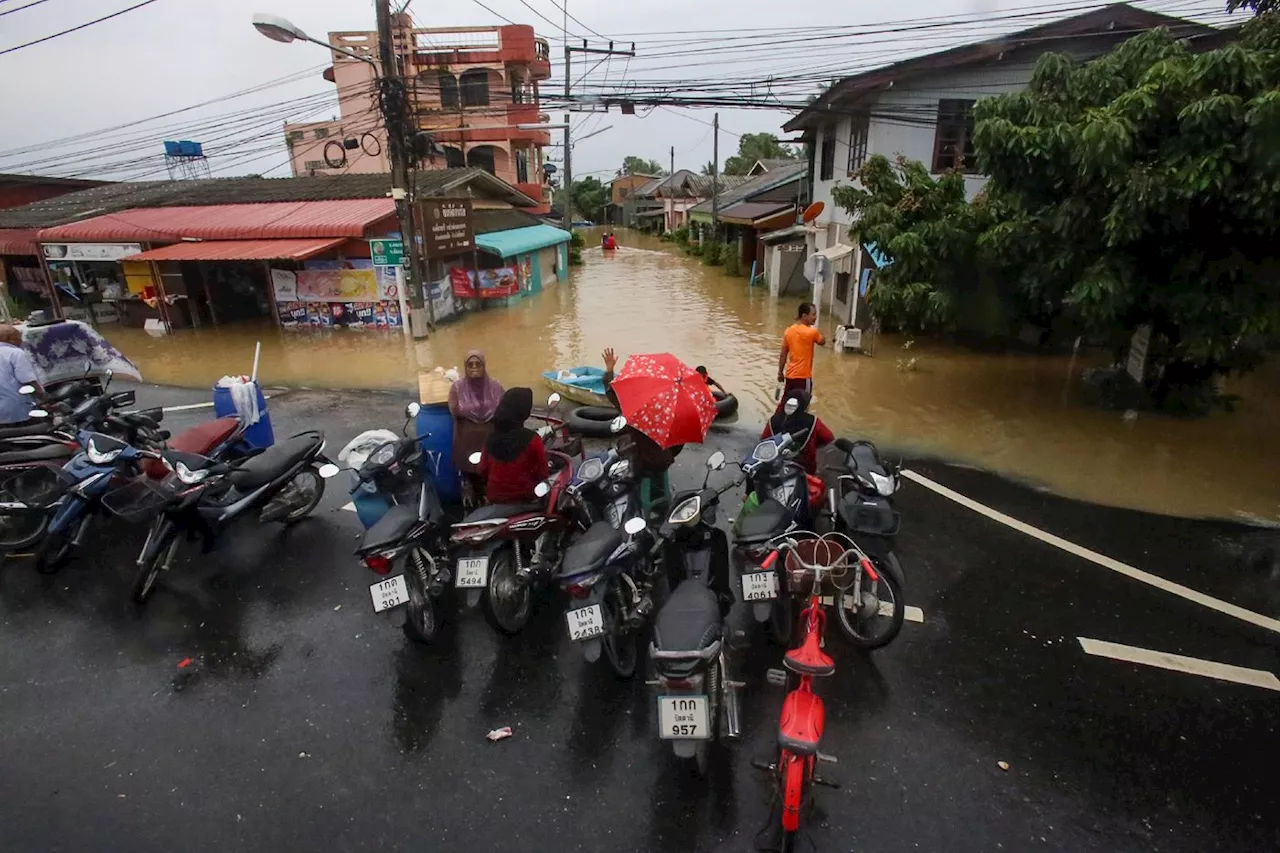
[103,431,340,604]
[647,449,745,776]
[824,437,906,649]
[557,435,656,677]
[353,402,452,644]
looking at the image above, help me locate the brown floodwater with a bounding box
[102,231,1280,523]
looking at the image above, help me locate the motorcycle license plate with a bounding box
[566,604,604,641]
[742,570,779,601]
[658,695,710,740]
[456,557,488,588]
[370,575,409,613]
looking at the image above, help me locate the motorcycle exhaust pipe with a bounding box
[721,651,742,740]
[464,589,482,608]
[582,638,602,662]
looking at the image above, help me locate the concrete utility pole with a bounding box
[670,145,674,177]
[711,112,719,231]
[375,0,431,337]
[562,39,636,229]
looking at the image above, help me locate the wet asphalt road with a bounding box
[1,385,1277,853]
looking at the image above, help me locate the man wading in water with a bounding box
[777,301,825,399]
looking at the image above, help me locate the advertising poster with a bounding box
[277,301,308,326]
[352,302,377,327]
[329,303,355,327]
[296,267,379,303]
[449,266,520,299]
[306,304,332,327]
[381,299,403,327]
[270,269,298,301]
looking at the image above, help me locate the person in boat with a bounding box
[601,347,681,512]
[449,350,504,507]
[761,388,833,477]
[476,387,548,505]
[694,365,726,396]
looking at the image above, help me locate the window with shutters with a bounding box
[932,99,977,173]
[313,128,329,139]
[819,124,836,181]
[847,114,869,174]
[439,71,459,109]
[460,69,490,107]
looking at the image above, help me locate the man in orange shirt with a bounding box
[777,302,825,397]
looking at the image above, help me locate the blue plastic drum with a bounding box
[212,381,275,450]
[415,403,460,504]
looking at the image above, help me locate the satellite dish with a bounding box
[802,202,825,223]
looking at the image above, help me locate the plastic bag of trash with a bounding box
[216,375,261,425]
[338,429,400,470]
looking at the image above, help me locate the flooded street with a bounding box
[103,231,1280,523]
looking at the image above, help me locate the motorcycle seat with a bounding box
[784,628,835,677]
[560,520,623,577]
[850,441,887,477]
[0,443,73,464]
[229,433,320,490]
[459,502,541,523]
[171,417,239,455]
[358,503,421,554]
[778,689,825,756]
[653,579,722,653]
[0,422,52,440]
[735,497,794,544]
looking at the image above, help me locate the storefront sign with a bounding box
[42,243,143,262]
[1127,324,1151,383]
[369,239,404,267]
[277,300,402,328]
[450,265,520,299]
[421,199,474,256]
[270,269,298,301]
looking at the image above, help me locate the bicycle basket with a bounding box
[101,476,180,524]
[0,465,78,510]
[783,531,859,592]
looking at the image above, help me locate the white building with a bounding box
[782,3,1220,332]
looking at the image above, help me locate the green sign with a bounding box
[369,238,404,267]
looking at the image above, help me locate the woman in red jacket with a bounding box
[477,387,548,504]
[761,389,833,476]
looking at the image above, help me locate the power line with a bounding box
[0,0,55,18]
[0,0,164,57]
[463,0,516,26]
[538,0,607,40]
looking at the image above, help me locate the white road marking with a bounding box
[158,394,272,413]
[1077,637,1280,692]
[905,606,925,624]
[341,502,357,512]
[901,469,1280,636]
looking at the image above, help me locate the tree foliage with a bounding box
[835,17,1280,410]
[723,133,798,175]
[621,156,665,176]
[569,176,609,223]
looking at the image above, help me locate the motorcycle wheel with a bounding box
[601,578,638,679]
[768,593,795,646]
[281,468,324,525]
[131,526,178,604]
[402,570,439,644]
[835,553,905,650]
[34,517,81,574]
[484,549,531,636]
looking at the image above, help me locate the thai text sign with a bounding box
[421,199,474,255]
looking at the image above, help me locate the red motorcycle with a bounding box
[753,531,879,851]
[453,397,583,635]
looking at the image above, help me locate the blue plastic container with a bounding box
[212,381,275,450]
[350,475,392,529]
[415,403,460,505]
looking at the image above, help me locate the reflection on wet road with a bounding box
[103,233,1280,522]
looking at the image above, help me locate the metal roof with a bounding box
[121,238,347,262]
[0,228,40,256]
[716,201,794,225]
[475,224,571,258]
[687,162,806,215]
[39,199,396,242]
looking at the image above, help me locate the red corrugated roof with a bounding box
[122,237,346,262]
[0,228,40,256]
[38,199,396,243]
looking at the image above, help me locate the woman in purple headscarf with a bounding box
[449,350,504,506]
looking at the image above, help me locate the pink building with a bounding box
[283,15,553,213]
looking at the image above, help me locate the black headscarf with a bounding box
[769,389,816,440]
[485,387,536,462]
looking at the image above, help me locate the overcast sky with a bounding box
[0,0,1230,183]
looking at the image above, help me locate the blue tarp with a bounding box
[476,224,571,259]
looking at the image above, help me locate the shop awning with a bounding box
[0,228,40,256]
[815,243,854,262]
[475,224,571,259]
[121,237,346,262]
[717,202,793,226]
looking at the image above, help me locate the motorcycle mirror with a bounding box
[784,398,799,415]
[468,451,483,465]
[547,393,561,409]
[706,450,726,471]
[405,402,421,419]
[317,463,341,479]
[609,415,627,434]
[623,517,646,536]
[18,384,35,395]
[28,408,49,419]
[534,481,550,498]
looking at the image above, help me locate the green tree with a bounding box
[973,18,1280,409]
[723,133,798,175]
[700,161,716,176]
[569,176,609,223]
[621,156,665,176]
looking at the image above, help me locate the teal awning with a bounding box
[475,224,571,258]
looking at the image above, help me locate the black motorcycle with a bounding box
[104,431,339,604]
[647,449,744,776]
[354,403,451,644]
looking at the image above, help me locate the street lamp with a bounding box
[251,13,377,66]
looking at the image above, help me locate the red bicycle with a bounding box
[754,531,880,852]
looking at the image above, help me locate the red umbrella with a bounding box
[610,353,719,448]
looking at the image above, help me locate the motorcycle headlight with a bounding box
[174,461,210,485]
[85,437,123,465]
[369,442,397,467]
[870,471,896,496]
[752,440,778,463]
[577,457,604,483]
[668,495,701,526]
